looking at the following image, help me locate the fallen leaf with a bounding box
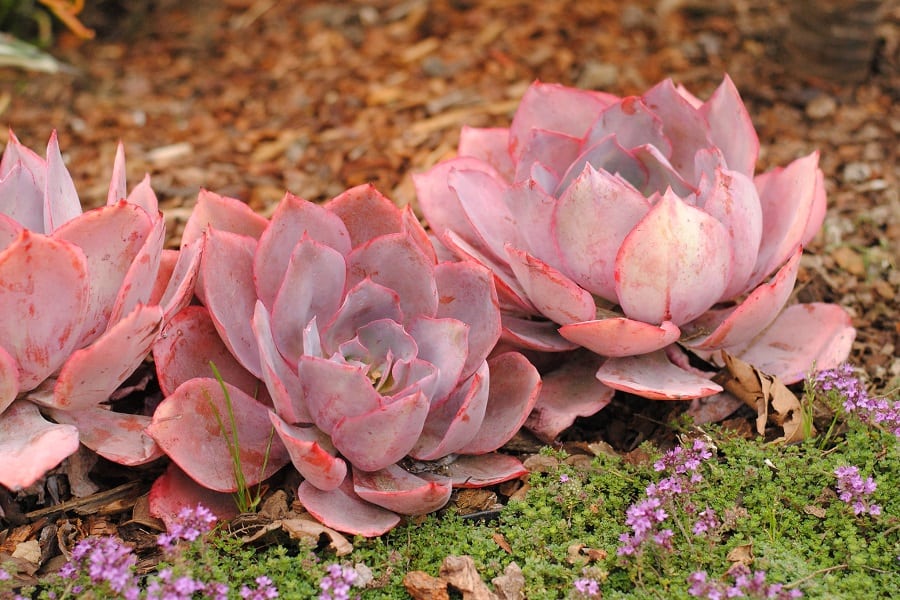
[11,540,40,565]
[804,505,827,518]
[492,533,512,554]
[440,555,498,600]
[726,542,754,567]
[714,352,813,443]
[404,570,450,600]
[280,518,353,556]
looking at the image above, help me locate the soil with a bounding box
[0,0,897,580]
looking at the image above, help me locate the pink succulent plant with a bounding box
[414,76,855,432]
[0,131,200,490]
[150,184,541,536]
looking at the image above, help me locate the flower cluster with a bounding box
[572,576,601,598]
[157,504,218,552]
[618,439,717,556]
[834,465,881,516]
[145,568,227,600]
[58,536,140,599]
[687,566,802,599]
[241,576,280,600]
[815,364,900,438]
[318,563,360,600]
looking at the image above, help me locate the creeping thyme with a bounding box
[834,465,881,516]
[688,566,802,599]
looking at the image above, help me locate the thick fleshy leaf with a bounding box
[559,318,680,357]
[596,350,723,400]
[124,174,159,215]
[553,166,650,300]
[513,128,583,183]
[433,261,501,378]
[1,130,46,182]
[448,167,520,265]
[696,167,763,299]
[182,188,268,247]
[296,477,400,536]
[684,247,802,351]
[321,279,402,353]
[43,131,82,232]
[525,352,614,442]
[641,79,712,179]
[700,75,759,177]
[726,303,856,384]
[48,407,162,466]
[271,238,346,365]
[269,413,346,491]
[52,201,154,346]
[414,157,504,247]
[0,400,80,490]
[458,126,515,179]
[156,235,203,323]
[500,315,579,352]
[253,302,310,424]
[149,464,240,531]
[801,167,827,247]
[615,190,732,326]
[750,152,821,286]
[106,142,127,205]
[298,357,383,433]
[443,453,528,488]
[504,177,562,269]
[410,361,490,461]
[505,245,596,326]
[254,193,351,308]
[154,306,260,398]
[106,212,166,330]
[346,232,437,321]
[0,231,89,390]
[584,95,672,156]
[331,391,430,472]
[556,134,648,195]
[441,229,534,315]
[408,316,468,405]
[201,229,262,377]
[508,82,616,160]
[630,144,696,197]
[354,464,452,515]
[0,345,18,414]
[0,162,44,232]
[327,183,404,247]
[457,352,541,455]
[50,305,163,411]
[147,378,289,492]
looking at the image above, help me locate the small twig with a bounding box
[25,481,145,520]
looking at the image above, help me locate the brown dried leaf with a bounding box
[714,352,812,442]
[404,570,450,600]
[492,533,512,554]
[280,518,353,556]
[804,505,827,518]
[439,555,498,600]
[726,542,754,567]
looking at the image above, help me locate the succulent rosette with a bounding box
[414,76,854,413]
[150,184,540,536]
[0,132,200,490]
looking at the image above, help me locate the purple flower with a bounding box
[0,568,10,581]
[692,507,720,536]
[560,474,570,483]
[319,564,359,600]
[157,504,217,552]
[573,577,600,597]
[62,536,139,597]
[688,567,802,599]
[146,567,214,600]
[241,575,280,599]
[834,465,881,516]
[815,364,900,439]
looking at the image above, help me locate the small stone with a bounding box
[842,161,872,183]
[806,95,837,120]
[831,245,866,277]
[577,61,619,90]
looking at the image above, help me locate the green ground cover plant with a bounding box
[3,366,897,599]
